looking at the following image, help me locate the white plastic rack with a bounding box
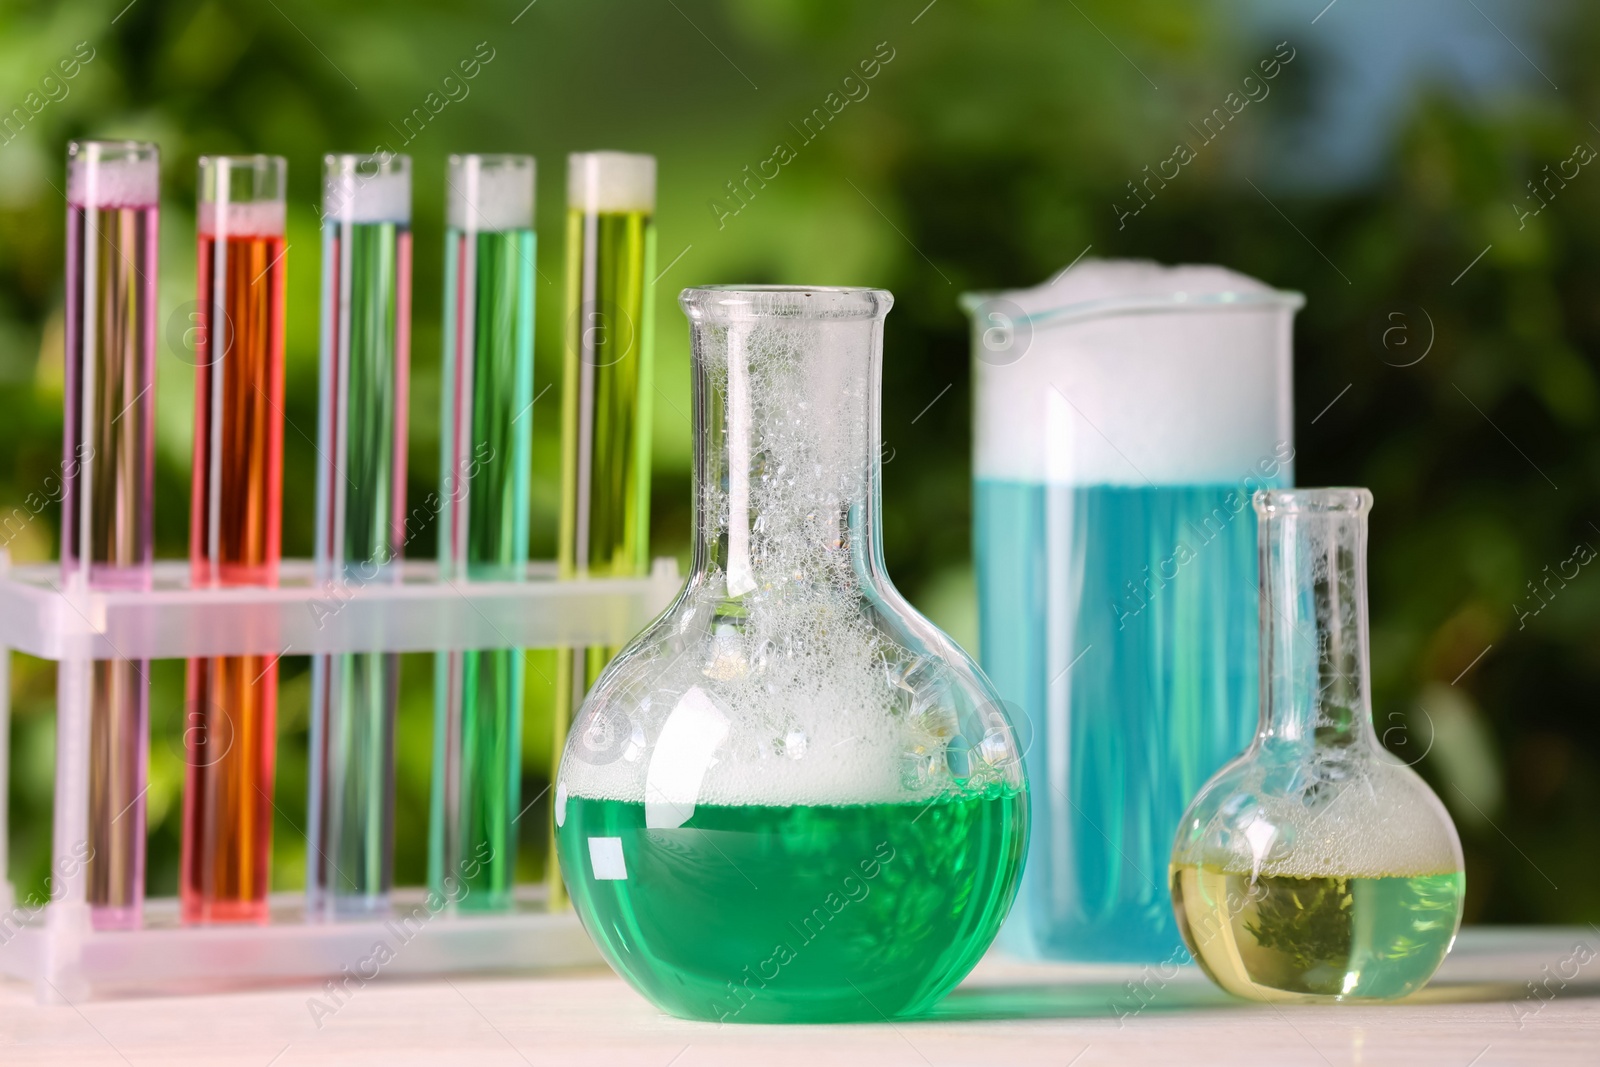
[0,553,681,1001]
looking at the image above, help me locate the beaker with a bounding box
[555,286,1028,1023]
[1171,488,1465,1002]
[965,260,1302,962]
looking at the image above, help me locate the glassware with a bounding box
[62,139,159,930]
[548,151,656,907]
[554,286,1028,1023]
[308,152,413,919]
[183,154,287,925]
[1171,488,1465,1002]
[964,260,1301,961]
[431,153,536,912]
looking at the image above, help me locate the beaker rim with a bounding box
[959,286,1304,330]
[681,285,893,321]
[1254,487,1373,515]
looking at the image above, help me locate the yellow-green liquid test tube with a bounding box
[550,152,656,907]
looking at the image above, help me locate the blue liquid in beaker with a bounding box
[976,480,1269,962]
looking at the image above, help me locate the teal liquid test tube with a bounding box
[430,154,536,911]
[309,153,413,918]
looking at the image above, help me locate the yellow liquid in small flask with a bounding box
[1171,489,1465,1003]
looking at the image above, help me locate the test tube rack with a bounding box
[0,552,680,1002]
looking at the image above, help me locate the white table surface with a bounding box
[1,927,1594,1066]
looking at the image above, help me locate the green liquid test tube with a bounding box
[309,152,413,918]
[549,152,656,908]
[430,154,536,911]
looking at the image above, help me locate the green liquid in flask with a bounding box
[556,285,1028,1021]
[557,786,1025,1023]
[1171,863,1465,1002]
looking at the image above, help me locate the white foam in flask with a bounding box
[968,259,1301,487]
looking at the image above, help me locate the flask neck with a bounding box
[1255,489,1375,746]
[682,288,891,597]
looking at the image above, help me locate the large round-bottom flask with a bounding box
[555,286,1028,1023]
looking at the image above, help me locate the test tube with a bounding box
[431,154,536,911]
[550,152,656,907]
[182,155,287,925]
[308,154,412,919]
[62,140,158,930]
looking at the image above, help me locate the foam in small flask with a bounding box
[555,286,1028,1023]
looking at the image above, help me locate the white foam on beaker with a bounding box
[448,155,534,232]
[67,154,158,208]
[971,259,1301,486]
[567,152,655,214]
[198,200,286,237]
[562,294,976,809]
[323,160,411,224]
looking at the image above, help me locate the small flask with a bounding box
[1171,488,1464,1001]
[555,286,1028,1023]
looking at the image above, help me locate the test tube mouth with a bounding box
[66,141,159,208]
[447,153,535,232]
[680,285,892,323]
[1254,487,1372,517]
[324,152,412,225]
[198,155,287,236]
[567,151,655,214]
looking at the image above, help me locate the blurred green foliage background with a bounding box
[0,0,1594,926]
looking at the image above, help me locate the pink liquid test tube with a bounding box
[61,140,159,930]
